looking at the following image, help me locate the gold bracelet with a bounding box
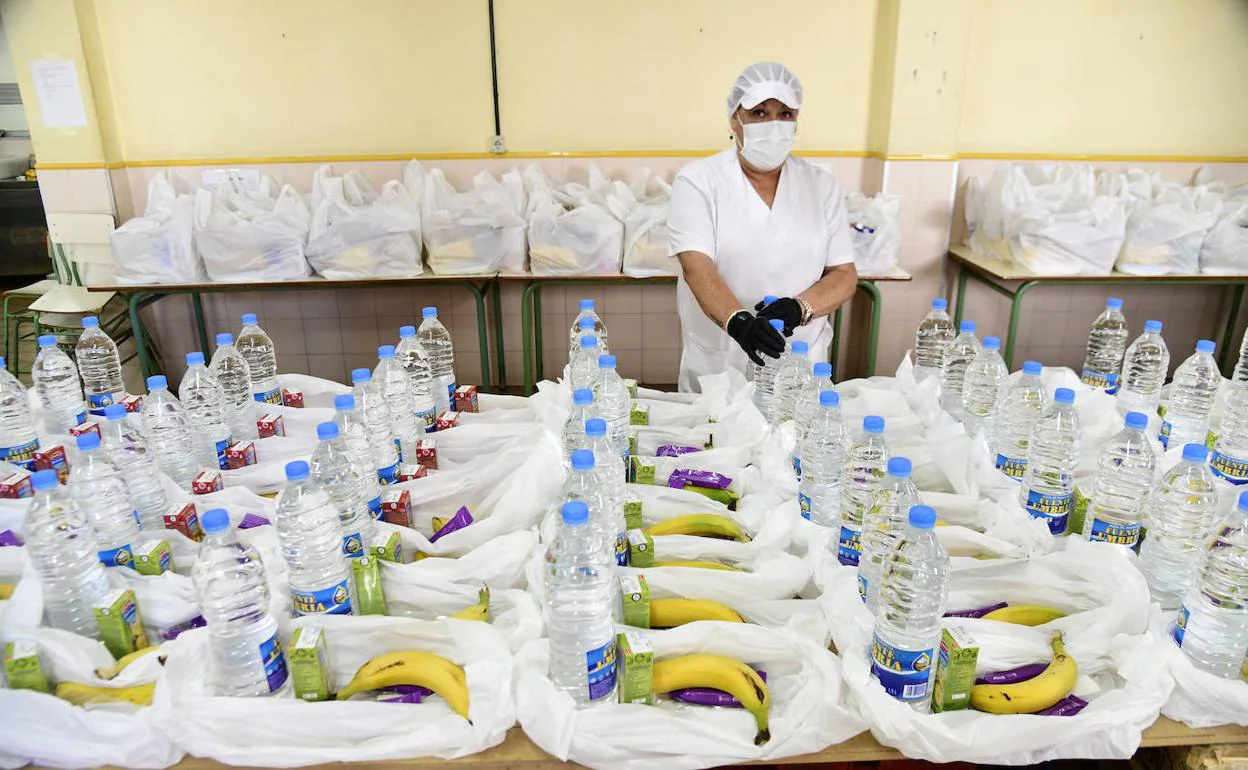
[797,297,814,325]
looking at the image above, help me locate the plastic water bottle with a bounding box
[192,508,290,696]
[570,299,609,355]
[74,316,125,414]
[773,340,812,422]
[32,335,86,434]
[1212,381,1248,485]
[1160,340,1220,451]
[838,415,889,566]
[994,360,1047,480]
[596,355,631,467]
[545,500,618,707]
[273,460,354,616]
[568,335,602,393]
[1235,334,1248,383]
[350,368,400,485]
[140,375,199,487]
[237,313,281,406]
[1080,298,1129,393]
[961,335,1009,446]
[564,449,623,567]
[0,359,39,469]
[859,457,923,613]
[798,390,847,516]
[374,345,420,460]
[309,421,374,556]
[1117,320,1169,417]
[1138,444,1219,610]
[179,352,233,471]
[25,469,111,637]
[914,299,956,380]
[1018,388,1082,534]
[69,432,140,568]
[871,505,950,712]
[1172,491,1248,678]
[417,307,456,408]
[211,332,257,441]
[582,418,627,520]
[748,318,787,422]
[1081,411,1156,547]
[100,404,167,532]
[793,361,835,448]
[940,321,980,418]
[563,388,599,461]
[395,325,440,429]
[332,394,376,483]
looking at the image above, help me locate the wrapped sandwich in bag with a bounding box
[306,162,423,279]
[524,165,623,276]
[423,168,526,275]
[195,172,311,281]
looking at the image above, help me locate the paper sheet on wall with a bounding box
[30,60,87,128]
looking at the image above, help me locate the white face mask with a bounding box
[736,120,796,171]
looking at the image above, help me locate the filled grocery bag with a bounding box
[110,174,203,285]
[305,162,424,279]
[1201,193,1248,275]
[524,165,623,276]
[1109,170,1220,275]
[194,171,312,281]
[422,168,526,274]
[605,169,676,278]
[1149,605,1248,728]
[846,192,902,275]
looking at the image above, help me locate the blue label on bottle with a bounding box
[253,387,282,406]
[342,531,365,558]
[838,525,862,566]
[393,437,403,463]
[1025,489,1072,534]
[792,455,802,479]
[1088,517,1141,547]
[0,437,40,471]
[71,410,86,426]
[98,543,135,569]
[367,496,382,519]
[615,531,629,566]
[86,390,124,413]
[446,381,457,402]
[798,491,812,520]
[1081,369,1119,394]
[871,634,934,702]
[1172,605,1190,647]
[1158,420,1175,449]
[214,436,231,470]
[994,453,1027,480]
[291,579,352,616]
[258,632,289,692]
[1211,451,1248,485]
[585,637,618,701]
[857,573,868,604]
[416,406,437,433]
[377,462,399,485]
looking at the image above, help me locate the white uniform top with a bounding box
[667,148,855,391]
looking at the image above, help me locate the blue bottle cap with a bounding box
[1106,298,1123,310]
[31,469,58,491]
[146,375,168,390]
[1124,411,1148,430]
[585,418,607,436]
[399,325,416,338]
[1053,388,1075,405]
[763,295,778,305]
[813,362,832,377]
[819,390,839,407]
[792,341,809,354]
[422,307,438,318]
[769,319,784,332]
[1144,320,1163,333]
[863,415,885,433]
[240,313,258,325]
[103,404,127,421]
[959,320,976,334]
[201,508,230,533]
[216,332,233,346]
[1238,490,1248,514]
[1182,444,1209,463]
[887,457,912,477]
[580,335,598,348]
[37,335,56,349]
[570,449,595,471]
[579,317,595,329]
[599,354,617,368]
[908,505,936,529]
[76,433,101,451]
[334,394,355,410]
[1196,339,1216,354]
[82,316,99,328]
[573,388,594,406]
[1022,360,1042,375]
[579,299,595,311]
[561,500,589,525]
[351,368,372,383]
[186,351,205,366]
[378,345,396,359]
[316,422,339,440]
[285,460,310,481]
[932,298,948,311]
[982,336,1001,350]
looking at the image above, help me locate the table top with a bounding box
[948,244,1248,283]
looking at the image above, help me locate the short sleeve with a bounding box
[667,172,717,261]
[823,180,855,268]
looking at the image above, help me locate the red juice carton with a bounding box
[225,441,257,469]
[120,394,144,413]
[435,411,459,431]
[33,444,68,483]
[164,501,203,541]
[68,421,101,440]
[256,413,285,438]
[453,385,479,414]
[0,469,32,499]
[282,388,304,408]
[415,439,437,471]
[396,464,427,482]
[380,488,413,528]
[191,470,223,495]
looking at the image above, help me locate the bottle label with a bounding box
[214,437,231,470]
[838,526,862,566]
[253,387,283,406]
[342,531,365,558]
[615,531,629,567]
[98,543,135,569]
[292,579,352,616]
[1088,517,1141,547]
[870,634,934,702]
[86,389,125,413]
[857,573,868,604]
[994,454,1027,480]
[377,462,399,486]
[1211,451,1248,485]
[792,455,802,479]
[798,491,811,520]
[416,406,437,433]
[0,437,40,471]
[1158,420,1175,449]
[393,438,403,462]
[1172,605,1190,647]
[367,496,382,519]
[1080,369,1119,394]
[446,381,457,402]
[1025,490,1072,534]
[585,637,618,701]
[258,632,289,693]
[71,410,86,426]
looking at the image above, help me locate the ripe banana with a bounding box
[0,583,15,600]
[96,646,160,680]
[448,587,491,622]
[651,560,745,572]
[969,631,1077,714]
[648,598,744,628]
[55,681,155,707]
[652,654,770,745]
[644,514,750,542]
[337,650,470,720]
[982,605,1067,626]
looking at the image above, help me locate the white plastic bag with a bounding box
[606,169,676,278]
[195,172,311,281]
[1150,607,1248,727]
[1201,196,1248,275]
[524,165,623,276]
[111,175,203,284]
[305,162,424,279]
[423,168,526,275]
[1115,172,1220,275]
[845,192,901,275]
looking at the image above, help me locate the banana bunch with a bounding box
[651,560,745,572]
[653,654,770,745]
[337,650,470,720]
[644,514,750,542]
[56,681,155,707]
[649,598,744,628]
[448,587,491,622]
[982,605,1066,626]
[96,646,161,680]
[679,486,740,508]
[969,631,1078,714]
[0,583,14,600]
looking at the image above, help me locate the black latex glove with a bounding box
[726,311,786,366]
[754,297,802,336]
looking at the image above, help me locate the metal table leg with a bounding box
[520,281,539,395]
[190,292,211,354]
[830,305,843,381]
[533,287,545,383]
[1003,281,1039,369]
[1218,283,1245,376]
[129,292,155,380]
[953,266,970,326]
[489,279,506,390]
[857,280,883,377]
[445,281,493,394]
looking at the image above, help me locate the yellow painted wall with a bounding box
[959,0,1248,156]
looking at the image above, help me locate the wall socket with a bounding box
[489,135,506,154]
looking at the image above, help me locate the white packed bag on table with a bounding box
[1111,170,1221,276]
[1150,605,1248,727]
[846,192,901,275]
[305,162,424,279]
[152,616,515,767]
[606,169,676,278]
[111,174,203,284]
[1004,165,1128,276]
[822,538,1174,763]
[1201,187,1248,275]
[195,172,311,282]
[423,168,527,275]
[524,165,623,276]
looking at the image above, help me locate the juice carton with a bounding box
[225,441,257,469]
[350,556,386,615]
[289,626,332,702]
[134,539,174,576]
[620,574,650,628]
[281,388,304,408]
[164,501,203,541]
[616,631,653,705]
[191,470,223,495]
[396,464,427,482]
[369,530,403,563]
[623,378,638,398]
[256,413,285,438]
[453,385,479,414]
[3,641,49,693]
[33,444,69,483]
[93,588,149,659]
[414,439,438,470]
[629,402,650,426]
[0,469,32,499]
[932,626,979,713]
[623,496,643,530]
[380,488,412,527]
[68,421,101,440]
[435,411,460,431]
[120,394,144,413]
[629,456,656,485]
[627,529,654,567]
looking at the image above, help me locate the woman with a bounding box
[668,61,858,392]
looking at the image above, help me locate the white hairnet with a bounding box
[726,61,803,117]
